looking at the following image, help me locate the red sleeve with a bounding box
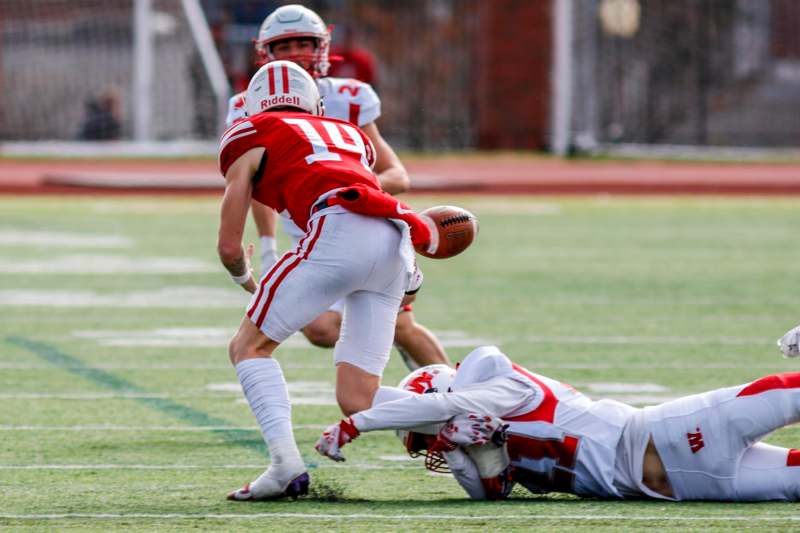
[218,119,259,176]
[328,185,431,246]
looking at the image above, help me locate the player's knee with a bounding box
[228,335,244,365]
[303,317,340,348]
[337,391,372,416]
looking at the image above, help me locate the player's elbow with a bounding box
[217,240,241,265]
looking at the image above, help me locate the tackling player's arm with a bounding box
[314,378,535,461]
[361,122,409,195]
[217,147,265,294]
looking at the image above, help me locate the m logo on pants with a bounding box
[687,427,705,453]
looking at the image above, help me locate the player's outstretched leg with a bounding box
[734,442,800,501]
[644,372,800,500]
[226,318,308,501]
[393,307,451,370]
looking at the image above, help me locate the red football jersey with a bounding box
[218,111,378,230]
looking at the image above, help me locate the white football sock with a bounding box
[235,358,303,471]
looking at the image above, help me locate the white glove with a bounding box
[434,413,505,450]
[314,418,360,462]
[777,325,800,358]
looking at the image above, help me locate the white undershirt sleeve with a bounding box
[351,377,537,432]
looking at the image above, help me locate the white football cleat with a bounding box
[777,325,800,358]
[227,468,309,501]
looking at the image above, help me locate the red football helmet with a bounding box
[395,364,456,473]
[254,4,331,79]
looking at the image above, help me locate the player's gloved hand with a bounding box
[777,324,800,358]
[315,418,360,462]
[480,464,515,500]
[431,413,505,451]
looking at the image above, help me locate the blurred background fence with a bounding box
[0,0,798,155]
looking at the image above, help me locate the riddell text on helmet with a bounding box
[261,95,301,109]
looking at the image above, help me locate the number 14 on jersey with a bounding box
[283,117,374,171]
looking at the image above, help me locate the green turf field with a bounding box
[1,195,799,531]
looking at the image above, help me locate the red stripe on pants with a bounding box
[254,216,326,329]
[247,222,316,319]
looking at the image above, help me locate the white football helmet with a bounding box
[396,364,456,473]
[245,60,323,118]
[254,4,331,78]
[397,364,455,395]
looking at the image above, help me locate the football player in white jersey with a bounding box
[316,328,800,502]
[226,4,449,371]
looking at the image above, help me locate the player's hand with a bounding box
[481,464,515,501]
[434,414,505,449]
[259,245,278,275]
[778,324,800,358]
[315,418,360,462]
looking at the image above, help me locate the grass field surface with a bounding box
[1,195,799,531]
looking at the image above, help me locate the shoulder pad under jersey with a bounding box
[226,91,247,128]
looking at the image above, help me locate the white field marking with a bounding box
[0,424,326,431]
[213,380,337,406]
[434,330,497,348]
[379,455,420,462]
[0,463,413,471]
[581,382,670,393]
[72,328,313,349]
[0,389,334,401]
[0,287,247,308]
[89,201,218,215]
[0,361,329,370]
[1,513,799,522]
[0,361,792,371]
[520,334,769,346]
[0,255,217,274]
[0,230,132,248]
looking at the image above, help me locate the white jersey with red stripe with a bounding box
[350,346,637,498]
[454,347,637,498]
[226,77,380,128]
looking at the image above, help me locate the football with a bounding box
[416,205,478,259]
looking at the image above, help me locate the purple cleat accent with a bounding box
[283,472,310,500]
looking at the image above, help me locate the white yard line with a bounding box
[0,230,132,248]
[0,287,247,308]
[0,513,797,522]
[0,463,412,471]
[0,256,217,274]
[520,334,770,346]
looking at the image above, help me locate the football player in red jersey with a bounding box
[317,338,800,502]
[227,4,450,371]
[218,60,435,501]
